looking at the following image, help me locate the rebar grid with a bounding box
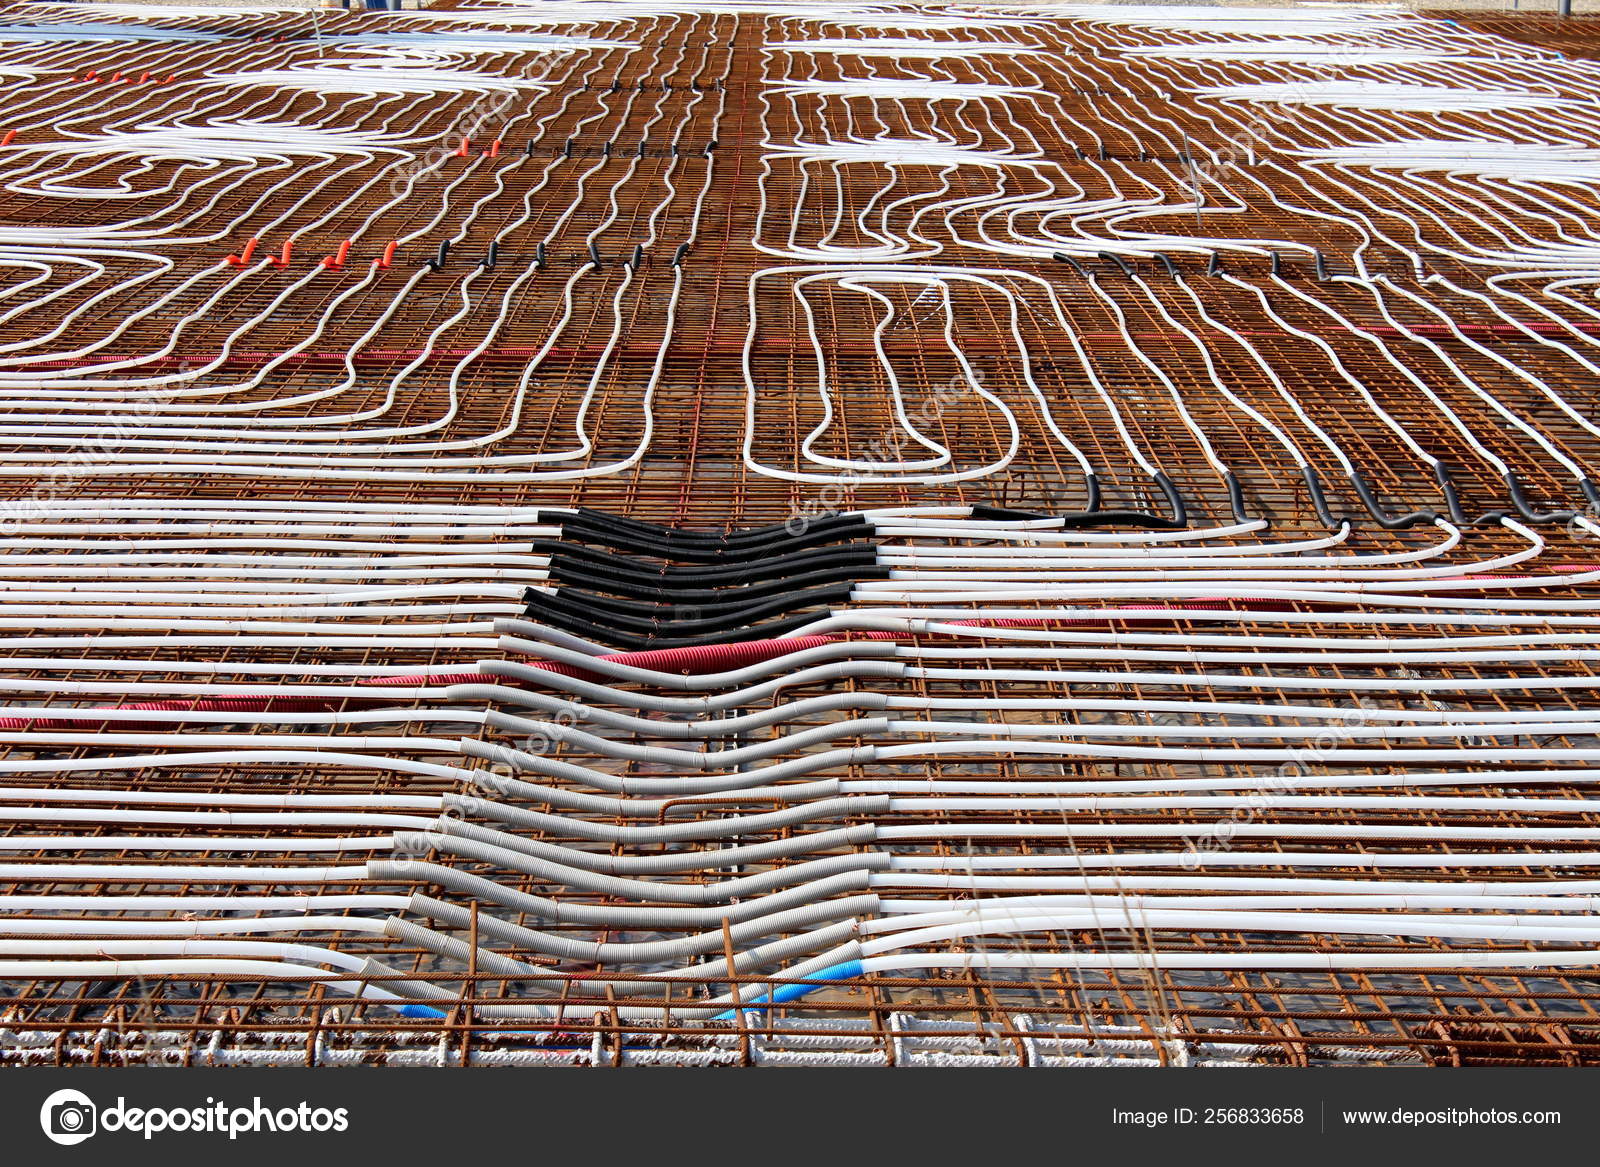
[0,1,1597,1069]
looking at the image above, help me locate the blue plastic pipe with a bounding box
[713,960,865,1019]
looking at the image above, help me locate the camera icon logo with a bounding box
[39,1089,97,1146]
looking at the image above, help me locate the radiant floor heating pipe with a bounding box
[3,4,1600,1026]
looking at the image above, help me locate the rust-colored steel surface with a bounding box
[0,1,1599,1069]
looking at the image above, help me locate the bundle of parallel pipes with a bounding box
[1,0,1600,1067]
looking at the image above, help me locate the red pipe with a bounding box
[454,137,471,158]
[1437,568,1600,583]
[487,139,502,158]
[224,238,259,268]
[374,240,397,269]
[0,131,13,148]
[0,605,1286,731]
[322,239,352,270]
[270,240,294,269]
